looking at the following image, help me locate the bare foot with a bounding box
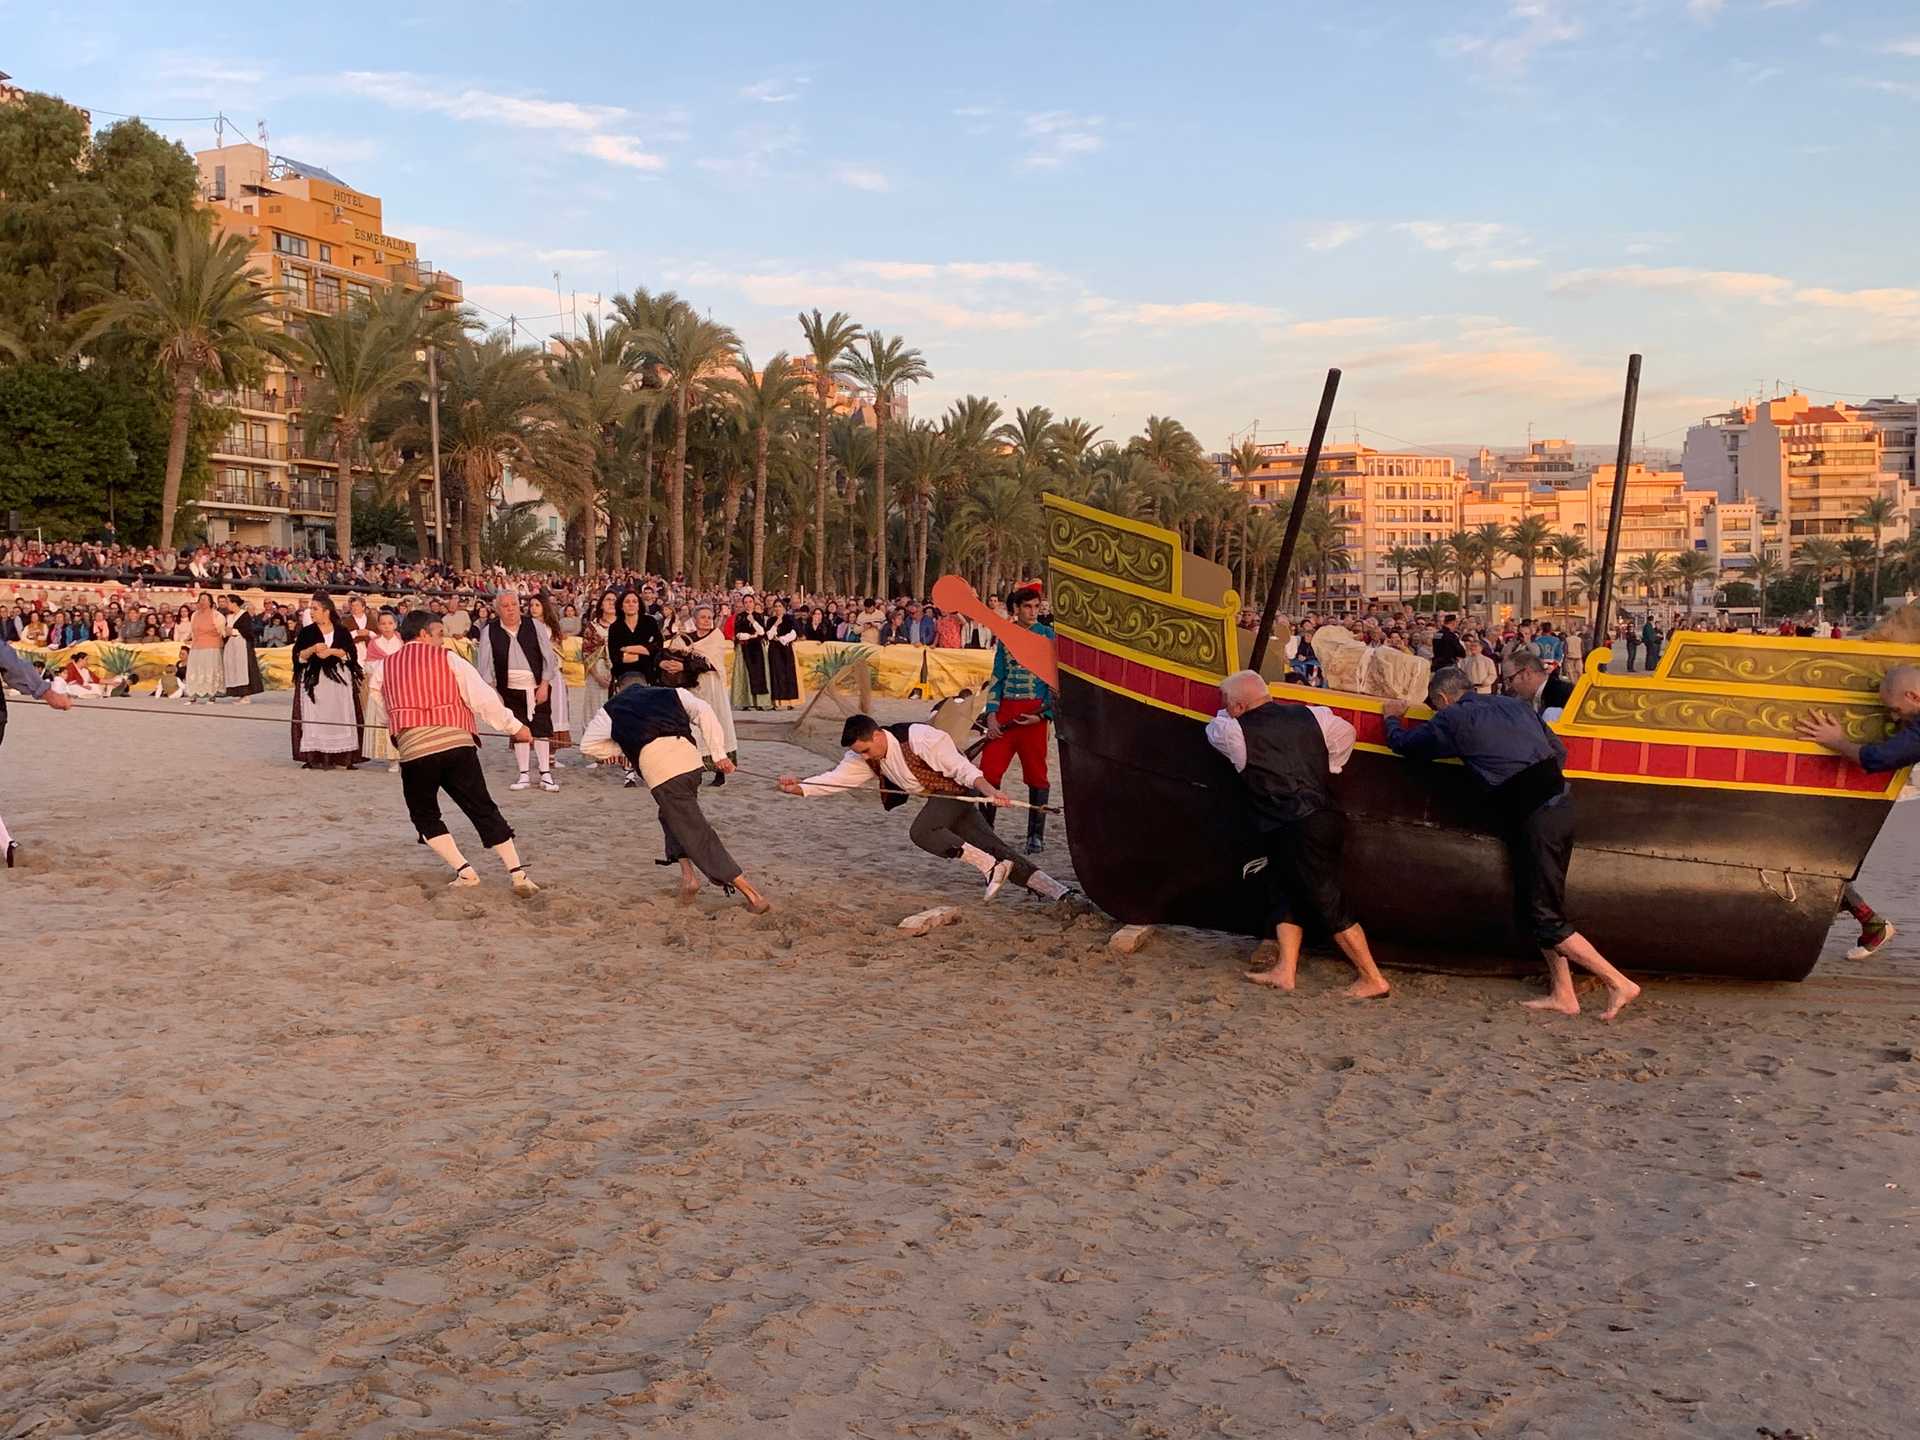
[1598,980,1641,1022]
[736,880,772,915]
[1342,978,1391,1000]
[1522,994,1581,1015]
[1244,967,1295,991]
[1246,939,1279,970]
[677,860,701,903]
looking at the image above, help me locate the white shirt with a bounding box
[579,689,729,787]
[800,723,983,797]
[1205,703,1356,776]
[444,651,521,735]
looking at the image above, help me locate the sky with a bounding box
[8,0,1919,453]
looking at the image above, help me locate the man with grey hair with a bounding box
[1797,661,1920,958]
[1505,650,1574,718]
[1205,669,1389,999]
[1384,666,1641,1020]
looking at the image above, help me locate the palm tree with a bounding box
[1857,495,1898,611]
[1797,537,1844,613]
[841,330,931,598]
[1547,533,1587,619]
[1471,521,1506,626]
[952,472,1043,596]
[1243,511,1287,602]
[610,287,682,571]
[1747,551,1781,625]
[995,405,1058,473]
[481,499,565,570]
[890,420,954,599]
[829,416,878,593]
[432,336,567,572]
[1668,549,1715,624]
[73,213,295,551]
[797,309,864,593]
[1840,537,1876,616]
[1444,529,1476,618]
[636,302,738,580]
[1625,550,1672,608]
[1049,416,1102,474]
[1502,514,1555,621]
[298,285,457,559]
[716,349,808,592]
[1385,545,1413,608]
[546,315,645,567]
[1570,558,1607,622]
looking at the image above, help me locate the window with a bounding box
[347,282,373,307]
[283,266,311,308]
[212,165,226,199]
[318,243,332,263]
[273,232,309,258]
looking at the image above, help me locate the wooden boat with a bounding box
[1041,492,1919,980]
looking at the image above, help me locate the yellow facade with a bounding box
[193,144,462,551]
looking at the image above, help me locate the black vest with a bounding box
[606,684,693,763]
[1237,702,1333,831]
[486,617,545,686]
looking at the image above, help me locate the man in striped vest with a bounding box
[384,610,540,895]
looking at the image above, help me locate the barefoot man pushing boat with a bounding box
[1384,666,1640,1020]
[1206,670,1390,999]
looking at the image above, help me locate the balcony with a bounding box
[210,387,285,413]
[293,434,340,463]
[206,479,290,509]
[211,436,288,462]
[387,260,464,300]
[289,482,338,513]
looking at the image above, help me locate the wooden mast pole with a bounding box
[1591,354,1643,645]
[1249,367,1341,673]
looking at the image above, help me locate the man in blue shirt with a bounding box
[1,636,75,867]
[1796,662,1920,958]
[1382,667,1642,1020]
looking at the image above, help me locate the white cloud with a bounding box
[1020,111,1105,168]
[834,165,890,192]
[740,76,810,103]
[844,260,1060,285]
[1858,77,1920,100]
[677,266,1037,333]
[1287,316,1396,338]
[1550,265,1794,300]
[335,70,663,172]
[1394,220,1536,272]
[1795,286,1920,311]
[1436,2,1584,77]
[1687,0,1726,20]
[1081,298,1281,328]
[463,283,573,322]
[1306,221,1370,252]
[1884,37,1920,57]
[268,132,380,170]
[537,248,607,264]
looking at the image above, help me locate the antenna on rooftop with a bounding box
[256,119,267,149]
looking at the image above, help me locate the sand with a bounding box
[1,691,1915,1439]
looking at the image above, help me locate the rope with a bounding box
[14,700,1064,812]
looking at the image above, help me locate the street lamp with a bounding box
[417,346,444,563]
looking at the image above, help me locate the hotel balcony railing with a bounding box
[387,260,464,298]
[211,437,288,461]
[207,480,290,508]
[285,290,347,315]
[288,484,338,513]
[293,436,340,462]
[210,387,285,413]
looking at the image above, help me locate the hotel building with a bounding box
[192,143,464,551]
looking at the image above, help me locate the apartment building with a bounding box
[192,142,463,551]
[1226,443,1464,611]
[1859,397,1918,518]
[1682,392,1898,558]
[1467,438,1581,486]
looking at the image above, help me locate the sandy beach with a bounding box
[1,692,1915,1438]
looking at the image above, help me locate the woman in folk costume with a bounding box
[474,589,563,792]
[361,608,405,771]
[220,594,264,703]
[767,599,804,708]
[290,591,364,769]
[671,603,738,784]
[581,588,620,720]
[183,591,227,703]
[730,598,771,711]
[527,591,573,754]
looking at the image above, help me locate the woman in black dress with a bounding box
[767,599,803,707]
[732,599,770,710]
[607,588,662,688]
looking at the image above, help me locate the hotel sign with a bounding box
[352,226,416,258]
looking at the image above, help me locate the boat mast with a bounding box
[1249,367,1341,673]
[1590,353,1643,643]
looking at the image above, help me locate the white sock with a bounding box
[514,742,531,775]
[957,843,997,878]
[0,811,12,849]
[1026,871,1069,901]
[425,833,467,871]
[534,740,551,774]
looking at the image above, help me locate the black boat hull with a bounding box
[1058,671,1871,982]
